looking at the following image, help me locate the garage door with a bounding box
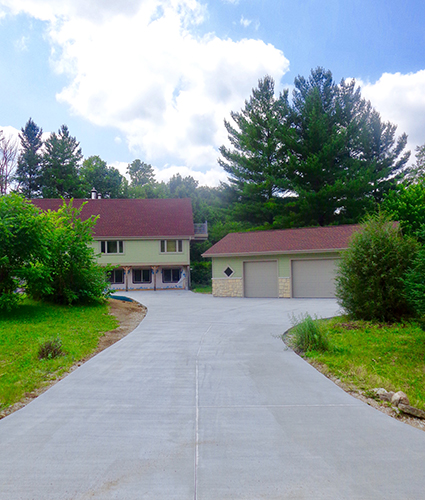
[244,261,278,298]
[292,259,338,298]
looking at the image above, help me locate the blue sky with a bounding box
[1,0,424,185]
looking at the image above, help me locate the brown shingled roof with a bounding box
[202,224,361,257]
[32,198,195,238]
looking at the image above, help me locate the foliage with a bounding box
[219,68,410,228]
[404,228,425,317]
[41,125,83,198]
[16,118,43,198]
[0,194,46,310]
[403,143,425,185]
[25,200,110,305]
[38,337,64,360]
[290,313,329,352]
[219,76,290,225]
[302,316,425,411]
[0,299,118,411]
[383,183,425,240]
[335,212,418,322]
[190,261,211,287]
[79,155,124,198]
[127,159,155,187]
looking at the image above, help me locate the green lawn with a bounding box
[298,317,425,411]
[0,299,118,412]
[191,284,212,294]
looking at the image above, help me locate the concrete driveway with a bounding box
[1,292,424,499]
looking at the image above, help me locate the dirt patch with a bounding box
[0,298,146,420]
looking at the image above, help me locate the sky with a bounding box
[1,0,425,186]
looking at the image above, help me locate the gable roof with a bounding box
[32,198,195,239]
[202,224,361,257]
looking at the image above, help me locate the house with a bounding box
[32,195,207,291]
[202,225,360,298]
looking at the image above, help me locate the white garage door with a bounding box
[244,261,278,298]
[292,259,338,298]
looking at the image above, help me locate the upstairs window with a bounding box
[160,239,183,253]
[101,240,124,254]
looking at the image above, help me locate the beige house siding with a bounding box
[210,252,341,298]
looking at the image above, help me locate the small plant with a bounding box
[290,313,329,352]
[38,337,64,360]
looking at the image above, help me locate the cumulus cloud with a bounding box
[358,70,425,156]
[0,0,289,179]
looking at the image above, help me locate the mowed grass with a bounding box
[0,299,118,412]
[303,317,425,410]
[191,284,212,294]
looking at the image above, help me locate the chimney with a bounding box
[97,193,102,199]
[91,188,97,200]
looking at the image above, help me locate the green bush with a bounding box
[404,228,425,317]
[0,194,46,310]
[291,313,329,352]
[191,261,212,287]
[335,212,418,322]
[26,200,110,305]
[38,337,64,360]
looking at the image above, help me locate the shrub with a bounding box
[404,228,425,317]
[26,200,110,305]
[335,212,418,322]
[38,337,64,360]
[0,194,46,310]
[191,261,212,287]
[291,313,329,352]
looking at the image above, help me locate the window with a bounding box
[160,239,183,253]
[108,269,124,284]
[101,240,124,254]
[224,266,234,277]
[163,268,181,283]
[133,269,151,283]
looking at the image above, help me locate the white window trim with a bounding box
[101,240,124,254]
[160,239,183,253]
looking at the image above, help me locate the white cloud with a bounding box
[358,70,425,157]
[240,15,251,28]
[0,0,289,182]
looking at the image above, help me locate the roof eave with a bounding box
[202,247,347,258]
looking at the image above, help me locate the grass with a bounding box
[297,316,425,411]
[191,284,212,294]
[0,298,118,412]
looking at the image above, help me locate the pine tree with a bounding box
[219,76,291,225]
[16,118,43,198]
[41,125,83,198]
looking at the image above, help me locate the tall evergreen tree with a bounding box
[219,76,291,225]
[219,68,410,228]
[16,118,43,198]
[41,125,83,198]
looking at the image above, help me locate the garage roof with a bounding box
[202,224,361,257]
[32,198,195,239]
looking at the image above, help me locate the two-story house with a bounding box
[32,195,207,291]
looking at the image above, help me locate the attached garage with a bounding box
[291,259,339,298]
[244,261,278,298]
[202,224,360,299]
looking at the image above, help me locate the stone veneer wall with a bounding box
[278,277,291,298]
[212,278,243,297]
